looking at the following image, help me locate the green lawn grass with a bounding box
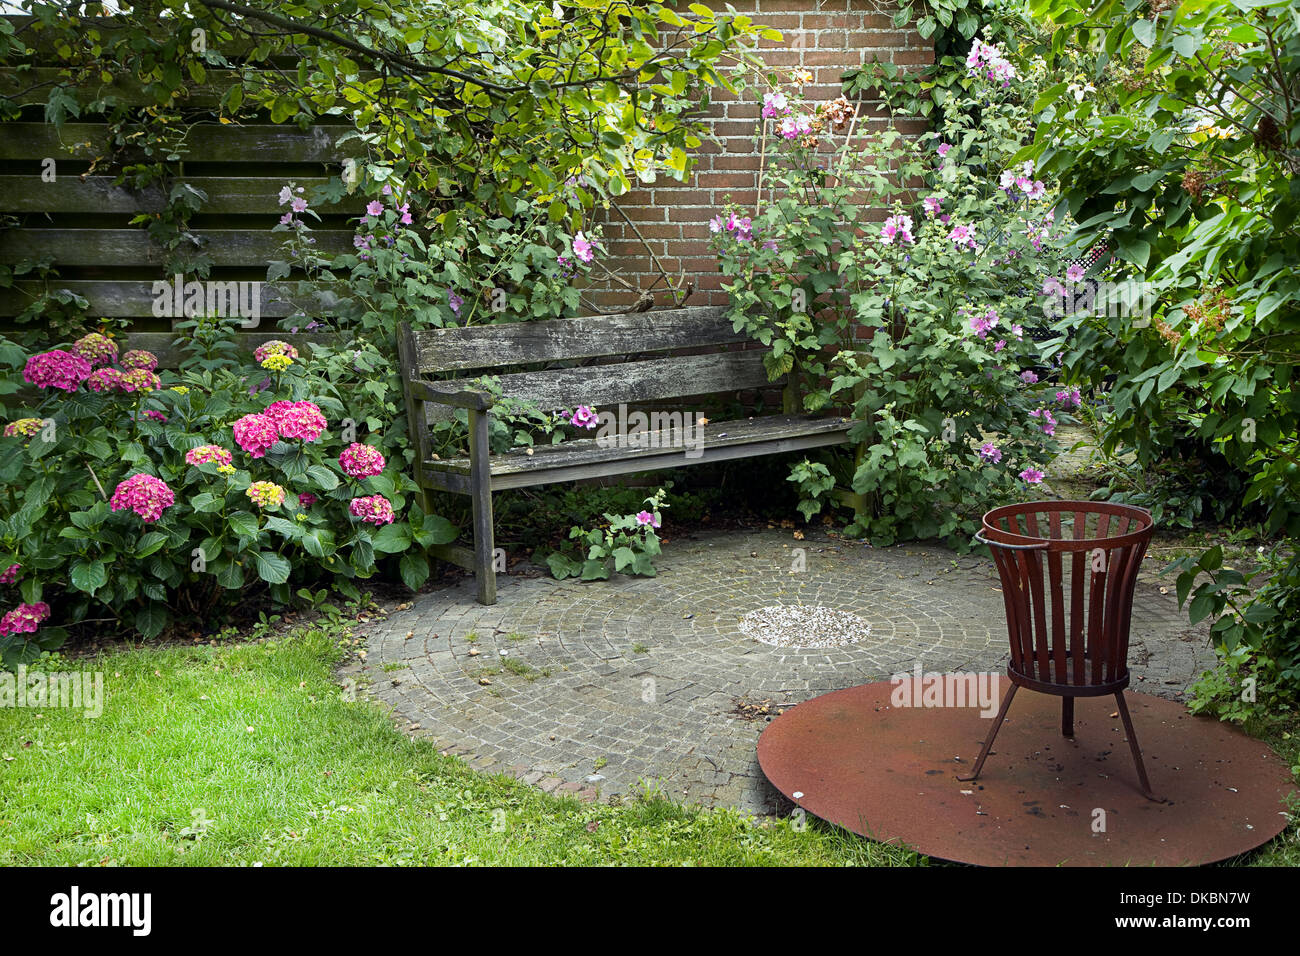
[0,628,917,866]
[0,626,1294,866]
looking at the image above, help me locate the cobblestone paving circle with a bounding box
[361,528,1216,814]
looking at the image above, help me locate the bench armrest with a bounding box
[409,379,493,412]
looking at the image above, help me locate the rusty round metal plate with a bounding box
[757,681,1295,866]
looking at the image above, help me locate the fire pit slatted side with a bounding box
[963,500,1162,801]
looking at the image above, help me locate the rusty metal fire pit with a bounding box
[961,501,1162,801]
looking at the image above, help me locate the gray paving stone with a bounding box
[361,527,1214,813]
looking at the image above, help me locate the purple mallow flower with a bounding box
[569,405,599,429]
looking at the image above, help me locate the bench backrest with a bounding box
[400,306,776,414]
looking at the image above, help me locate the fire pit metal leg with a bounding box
[957,682,1018,783]
[1114,691,1164,803]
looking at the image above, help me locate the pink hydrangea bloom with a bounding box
[338,442,386,479]
[4,418,42,438]
[245,481,287,510]
[349,494,395,526]
[120,349,158,372]
[0,601,50,636]
[87,368,125,393]
[71,332,119,367]
[265,400,326,442]
[110,473,175,523]
[23,350,92,391]
[253,340,299,364]
[298,493,318,508]
[120,369,161,393]
[185,444,234,467]
[232,413,280,458]
[0,563,20,585]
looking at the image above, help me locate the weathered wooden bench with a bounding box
[398,306,854,604]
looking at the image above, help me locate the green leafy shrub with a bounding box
[546,490,667,580]
[1027,0,1300,713]
[713,54,1066,546]
[0,322,455,664]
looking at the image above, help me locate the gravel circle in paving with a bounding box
[739,605,872,648]
[360,528,1217,815]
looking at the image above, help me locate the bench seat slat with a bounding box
[430,350,773,418]
[412,306,744,373]
[421,414,854,491]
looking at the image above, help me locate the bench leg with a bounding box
[468,408,497,605]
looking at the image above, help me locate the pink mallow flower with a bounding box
[1019,467,1045,484]
[350,494,395,526]
[970,308,1000,339]
[978,442,1002,463]
[185,444,234,467]
[1056,387,1082,409]
[110,473,175,523]
[339,442,386,479]
[0,601,50,636]
[635,510,661,529]
[880,214,914,245]
[948,224,976,249]
[923,196,942,218]
[23,350,92,391]
[232,413,280,458]
[1020,370,1039,384]
[572,231,595,263]
[570,406,599,429]
[779,114,812,140]
[762,91,789,118]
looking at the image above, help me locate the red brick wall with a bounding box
[589,0,931,311]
